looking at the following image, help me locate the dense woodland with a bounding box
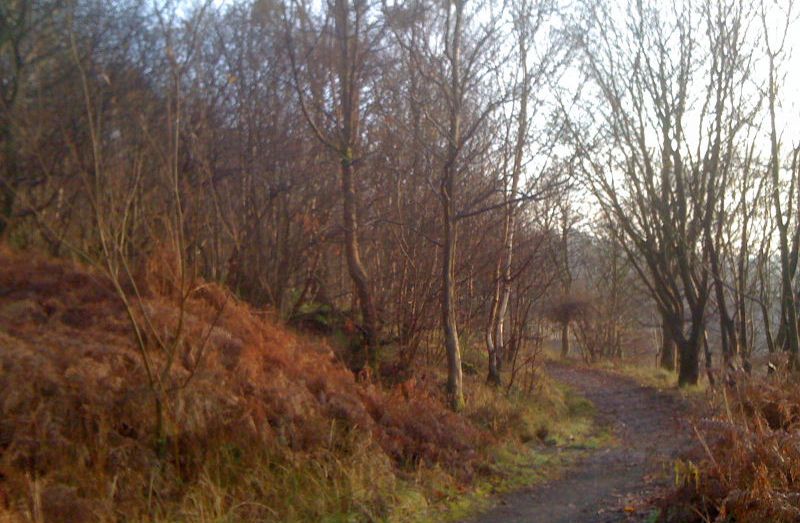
[1,0,800,520]
[4,0,800,390]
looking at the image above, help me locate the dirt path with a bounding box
[464,362,694,523]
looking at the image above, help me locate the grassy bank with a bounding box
[403,377,611,522]
[0,246,608,523]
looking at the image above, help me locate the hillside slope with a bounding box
[0,246,491,521]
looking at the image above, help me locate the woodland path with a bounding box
[464,361,694,523]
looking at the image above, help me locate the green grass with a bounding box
[152,429,398,523]
[588,360,709,400]
[167,371,611,523]
[592,360,677,388]
[100,373,608,523]
[146,333,613,523]
[540,345,709,397]
[395,378,613,523]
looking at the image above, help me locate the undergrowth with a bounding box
[0,246,603,522]
[658,372,800,522]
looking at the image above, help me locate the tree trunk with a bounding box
[659,321,676,371]
[441,0,465,411]
[494,295,508,372]
[442,181,464,409]
[702,329,715,387]
[341,157,379,370]
[487,346,501,386]
[737,205,751,368]
[675,318,701,386]
[485,260,502,386]
[331,0,379,372]
[737,286,751,373]
[486,22,529,383]
[710,241,738,364]
[560,322,570,358]
[677,338,700,386]
[0,130,15,238]
[779,252,799,369]
[767,51,800,369]
[0,183,12,237]
[761,301,776,354]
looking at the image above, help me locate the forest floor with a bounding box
[464,361,695,523]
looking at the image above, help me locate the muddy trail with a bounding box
[465,362,695,523]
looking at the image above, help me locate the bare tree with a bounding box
[284,0,384,371]
[0,0,63,237]
[60,0,220,443]
[485,0,560,385]
[572,0,757,385]
[762,0,800,369]
[387,0,505,409]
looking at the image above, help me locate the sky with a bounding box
[201,0,799,190]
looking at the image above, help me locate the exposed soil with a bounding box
[465,361,694,523]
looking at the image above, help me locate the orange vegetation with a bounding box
[665,372,800,522]
[0,246,488,521]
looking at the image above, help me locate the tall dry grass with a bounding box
[0,245,565,522]
[664,370,800,522]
